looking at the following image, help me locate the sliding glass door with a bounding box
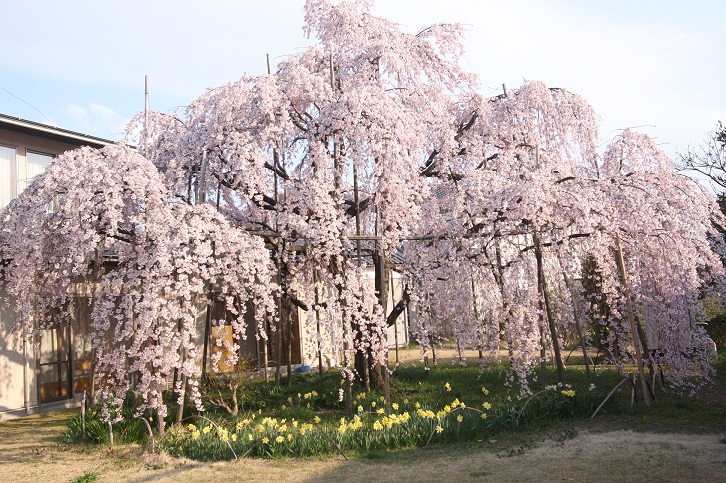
[39,324,71,403]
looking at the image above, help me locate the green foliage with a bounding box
[200,358,257,416]
[580,254,615,352]
[158,365,618,461]
[65,393,150,444]
[706,313,726,350]
[68,359,710,461]
[71,473,99,483]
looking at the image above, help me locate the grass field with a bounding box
[2,348,725,482]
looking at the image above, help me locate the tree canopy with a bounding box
[1,0,723,420]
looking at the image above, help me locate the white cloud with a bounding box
[64,103,129,140]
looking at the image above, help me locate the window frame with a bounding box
[0,143,18,209]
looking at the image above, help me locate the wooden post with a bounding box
[341,263,353,418]
[262,311,269,383]
[275,288,283,387]
[156,408,165,438]
[314,270,324,376]
[470,275,484,362]
[144,75,149,159]
[614,232,651,408]
[81,390,87,440]
[539,317,547,389]
[175,343,187,425]
[287,295,293,388]
[378,252,391,412]
[352,162,369,391]
[23,335,30,415]
[202,299,211,377]
[391,269,399,364]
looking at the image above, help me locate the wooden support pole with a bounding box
[314,270,324,377]
[262,312,269,383]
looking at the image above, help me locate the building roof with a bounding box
[0,113,115,149]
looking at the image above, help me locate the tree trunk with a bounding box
[614,232,651,408]
[275,290,283,387]
[533,232,565,384]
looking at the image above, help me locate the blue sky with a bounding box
[1,0,724,162]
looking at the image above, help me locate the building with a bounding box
[0,113,114,419]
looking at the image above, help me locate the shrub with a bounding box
[65,393,150,444]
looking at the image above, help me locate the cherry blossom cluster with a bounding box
[2,0,723,416]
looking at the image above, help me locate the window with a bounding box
[26,151,53,180]
[0,145,16,209]
[17,151,54,195]
[20,151,55,212]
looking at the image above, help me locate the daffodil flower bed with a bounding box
[160,387,497,460]
[67,366,614,458]
[158,379,600,460]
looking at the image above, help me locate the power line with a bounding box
[0,85,57,127]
